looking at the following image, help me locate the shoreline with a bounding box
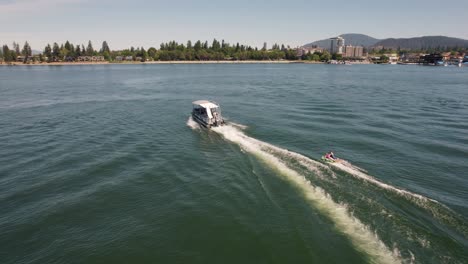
[0,60,330,66]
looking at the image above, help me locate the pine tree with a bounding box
[86,40,94,56]
[13,42,20,54]
[22,41,32,56]
[75,45,81,56]
[52,43,60,58]
[194,40,202,51]
[101,41,110,53]
[64,41,72,51]
[140,47,147,61]
[69,44,75,57]
[44,44,52,59]
[211,39,221,51]
[2,45,12,62]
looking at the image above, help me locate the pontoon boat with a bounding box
[191,100,225,128]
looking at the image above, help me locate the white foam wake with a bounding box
[186,116,200,130]
[228,121,248,130]
[330,161,438,204]
[212,125,401,264]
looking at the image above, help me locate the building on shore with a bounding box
[296,46,324,57]
[343,45,364,58]
[400,53,422,63]
[76,56,105,62]
[15,55,40,63]
[420,54,444,65]
[330,37,345,54]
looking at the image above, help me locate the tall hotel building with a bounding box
[330,37,345,54]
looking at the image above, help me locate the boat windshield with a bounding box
[193,107,207,116]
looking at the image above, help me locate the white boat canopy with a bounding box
[192,100,220,109]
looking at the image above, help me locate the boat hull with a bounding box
[191,113,224,128]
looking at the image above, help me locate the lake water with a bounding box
[0,64,467,263]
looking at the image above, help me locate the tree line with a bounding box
[369,46,468,57]
[3,39,465,63]
[1,41,33,62]
[0,39,326,63]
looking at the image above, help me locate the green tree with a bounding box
[2,45,12,62]
[12,42,20,54]
[332,53,343,60]
[147,47,157,59]
[380,55,389,63]
[285,49,298,60]
[320,51,331,61]
[86,40,94,56]
[44,44,52,61]
[60,46,69,60]
[211,39,221,51]
[100,41,110,53]
[194,40,202,51]
[64,41,72,52]
[102,50,111,61]
[21,41,32,57]
[52,42,60,59]
[140,47,148,61]
[75,45,81,56]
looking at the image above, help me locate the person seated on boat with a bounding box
[325,151,337,160]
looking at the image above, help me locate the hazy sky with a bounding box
[1,0,467,50]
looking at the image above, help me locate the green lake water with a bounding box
[0,64,467,263]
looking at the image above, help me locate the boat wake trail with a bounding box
[331,160,438,204]
[212,124,401,264]
[328,160,468,239]
[228,121,248,130]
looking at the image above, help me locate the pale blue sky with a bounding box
[1,0,467,50]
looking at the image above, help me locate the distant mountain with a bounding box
[32,50,42,55]
[372,36,468,50]
[303,33,380,48]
